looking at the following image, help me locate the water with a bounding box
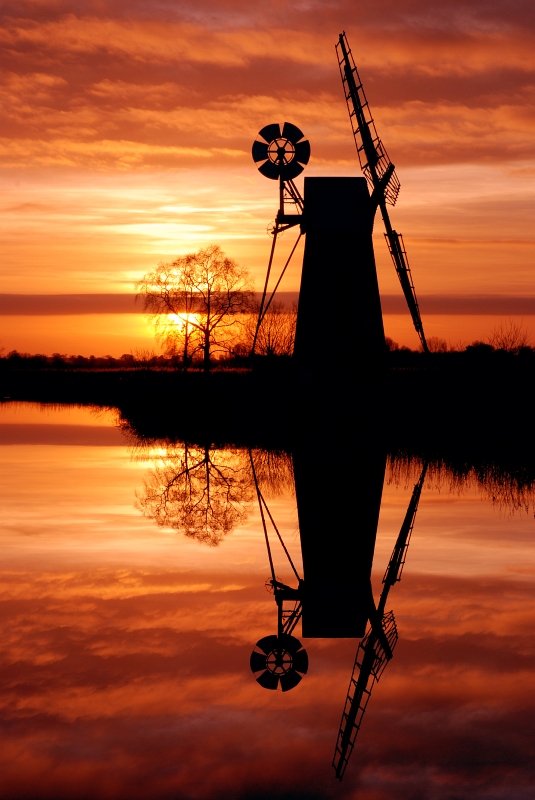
[1,402,534,799]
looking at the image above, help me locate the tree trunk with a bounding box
[203,293,211,372]
[203,335,210,372]
[183,323,189,372]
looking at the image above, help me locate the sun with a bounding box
[167,312,200,331]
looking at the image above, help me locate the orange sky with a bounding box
[2,1,535,353]
[1,402,535,797]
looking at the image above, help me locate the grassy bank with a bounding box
[2,353,535,458]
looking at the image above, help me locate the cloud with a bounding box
[1,3,534,174]
[3,90,535,170]
[2,5,535,78]
[3,293,535,316]
[0,16,327,67]
[0,294,139,314]
[0,137,245,170]
[384,295,535,314]
[0,423,128,445]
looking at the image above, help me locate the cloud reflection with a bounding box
[1,567,534,799]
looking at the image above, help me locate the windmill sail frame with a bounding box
[336,32,429,353]
[333,610,398,780]
[332,462,428,780]
[337,38,400,206]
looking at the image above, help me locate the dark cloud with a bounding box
[0,294,139,314]
[0,292,301,314]
[0,423,128,445]
[3,293,535,315]
[1,0,534,169]
[386,295,535,314]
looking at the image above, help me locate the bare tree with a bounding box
[427,336,449,353]
[243,300,297,357]
[137,245,253,371]
[487,319,532,353]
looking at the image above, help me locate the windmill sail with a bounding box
[336,32,429,353]
[336,39,400,205]
[332,462,428,780]
[382,461,427,589]
[384,231,428,355]
[333,610,398,780]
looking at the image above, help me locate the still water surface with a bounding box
[1,402,534,799]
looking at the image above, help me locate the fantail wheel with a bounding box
[252,122,311,181]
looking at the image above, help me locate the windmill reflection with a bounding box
[249,446,427,781]
[249,443,389,692]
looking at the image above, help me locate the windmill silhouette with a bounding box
[336,32,429,353]
[250,34,429,362]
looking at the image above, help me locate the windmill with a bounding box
[332,461,428,780]
[251,120,387,368]
[250,123,310,356]
[336,32,429,353]
[251,35,428,363]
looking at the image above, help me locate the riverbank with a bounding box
[2,356,535,458]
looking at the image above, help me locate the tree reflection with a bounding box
[388,455,535,514]
[133,442,293,546]
[246,449,294,498]
[136,444,254,546]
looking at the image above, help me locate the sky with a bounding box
[1,402,535,798]
[2,0,535,353]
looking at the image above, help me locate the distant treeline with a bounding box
[386,338,535,361]
[0,351,182,370]
[0,349,285,370]
[2,340,535,371]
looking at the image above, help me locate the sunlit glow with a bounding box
[0,314,158,358]
[167,312,201,331]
